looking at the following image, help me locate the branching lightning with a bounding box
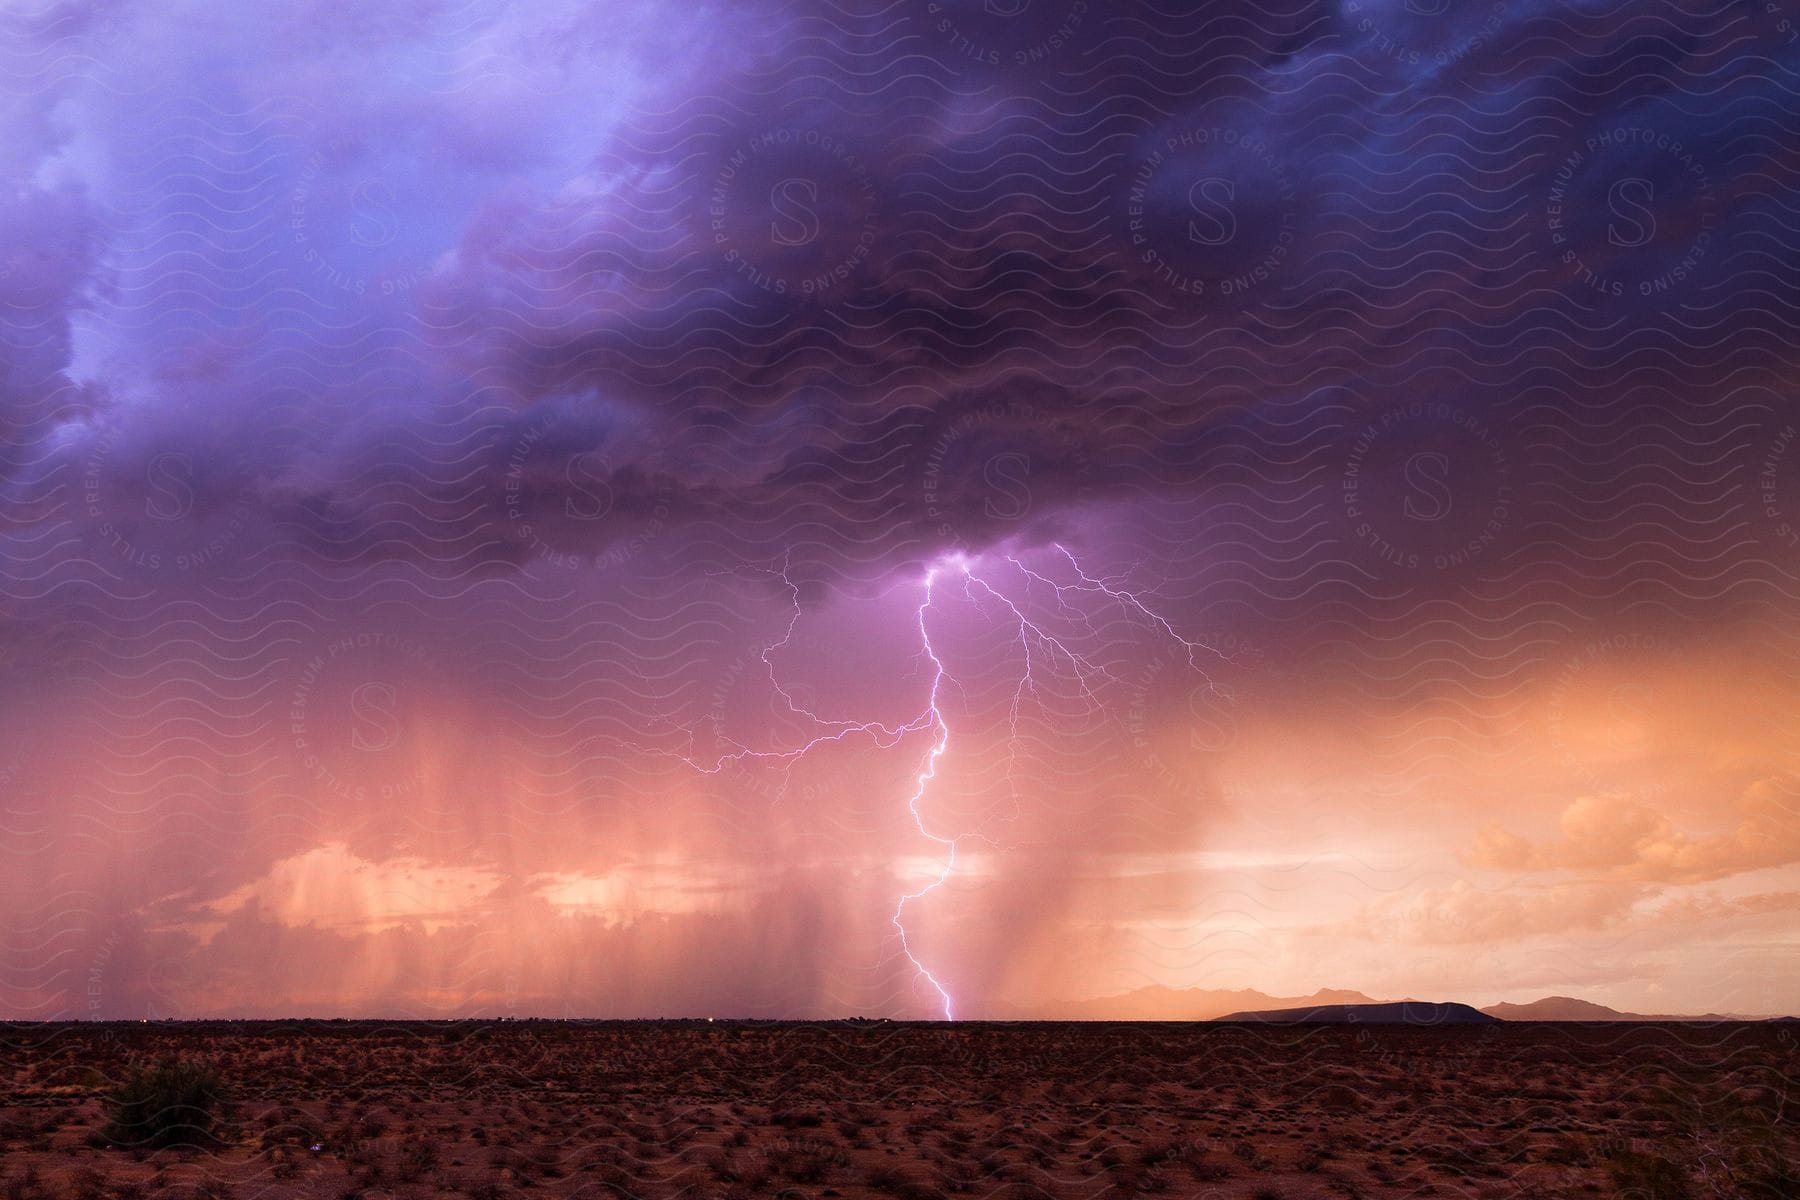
[667,547,1221,1021]
[894,563,955,1019]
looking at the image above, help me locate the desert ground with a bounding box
[0,1021,1793,1200]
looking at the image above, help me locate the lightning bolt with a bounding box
[664,547,1221,1021]
[894,564,955,1020]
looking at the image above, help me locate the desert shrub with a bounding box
[1,1168,47,1200]
[1541,1134,1590,1166]
[528,1145,564,1179]
[770,1147,831,1184]
[1181,1151,1230,1183]
[866,1165,914,1193]
[395,1140,441,1182]
[65,1169,108,1200]
[894,1185,948,1200]
[941,1160,978,1192]
[590,1163,638,1195]
[1606,1150,1690,1200]
[1731,1144,1800,1199]
[101,1057,230,1150]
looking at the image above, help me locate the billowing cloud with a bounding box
[1468,781,1800,884]
[199,842,504,934]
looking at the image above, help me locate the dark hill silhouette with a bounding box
[1216,1001,1498,1025]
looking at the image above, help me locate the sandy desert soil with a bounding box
[0,1021,1794,1199]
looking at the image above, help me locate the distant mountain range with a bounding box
[1477,996,1740,1022]
[1019,987,1787,1022]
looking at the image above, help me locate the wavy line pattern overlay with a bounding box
[0,0,1795,1041]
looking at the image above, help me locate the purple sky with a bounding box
[2,0,1798,1019]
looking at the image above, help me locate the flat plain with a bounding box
[0,1021,1794,1199]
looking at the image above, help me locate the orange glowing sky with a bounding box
[4,571,1795,1020]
